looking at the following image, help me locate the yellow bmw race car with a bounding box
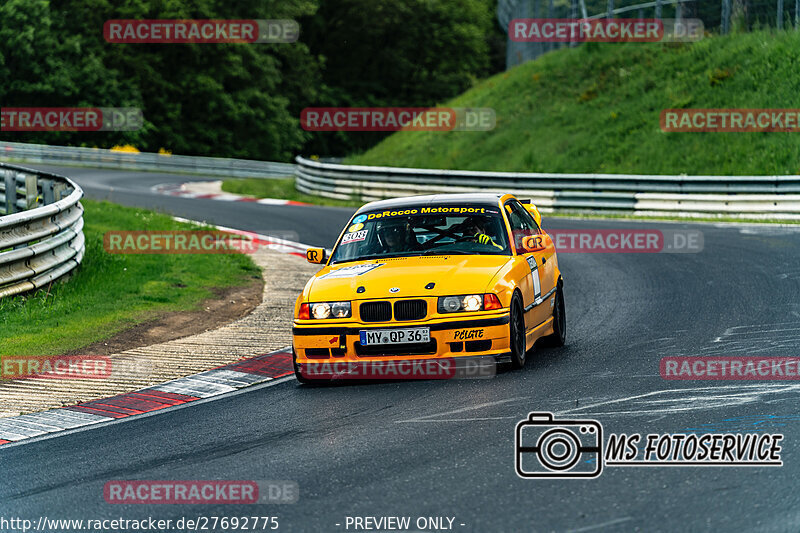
[292,193,565,382]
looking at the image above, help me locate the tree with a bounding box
[301,0,497,156]
[1,0,323,161]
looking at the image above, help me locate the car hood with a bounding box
[308,255,511,301]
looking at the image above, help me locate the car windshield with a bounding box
[329,206,511,264]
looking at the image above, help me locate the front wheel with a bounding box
[542,282,566,347]
[509,293,527,369]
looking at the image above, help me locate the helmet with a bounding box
[377,218,411,248]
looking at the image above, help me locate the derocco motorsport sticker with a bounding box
[363,206,491,220]
[319,263,384,279]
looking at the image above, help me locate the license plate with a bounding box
[360,328,430,346]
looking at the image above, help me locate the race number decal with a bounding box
[526,255,541,300]
[341,230,368,244]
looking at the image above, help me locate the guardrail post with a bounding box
[655,0,662,19]
[42,179,55,205]
[675,1,682,22]
[796,0,799,28]
[607,0,614,19]
[53,182,68,201]
[4,170,16,215]
[778,0,785,29]
[25,174,38,209]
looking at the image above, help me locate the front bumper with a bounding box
[292,312,511,364]
[294,353,503,381]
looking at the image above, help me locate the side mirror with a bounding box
[523,204,543,228]
[521,233,552,253]
[306,247,326,264]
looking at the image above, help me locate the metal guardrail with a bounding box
[0,163,85,299]
[295,156,800,219]
[0,141,295,179]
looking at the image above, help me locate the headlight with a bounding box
[312,302,331,319]
[308,301,351,319]
[463,294,483,311]
[438,294,486,313]
[330,301,351,318]
[440,296,463,313]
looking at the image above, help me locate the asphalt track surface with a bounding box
[3,164,800,532]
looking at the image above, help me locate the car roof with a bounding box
[357,193,507,213]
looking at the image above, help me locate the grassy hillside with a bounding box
[347,31,800,175]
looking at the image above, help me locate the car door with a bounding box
[504,200,554,330]
[518,203,557,303]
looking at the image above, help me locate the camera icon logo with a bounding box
[515,412,603,479]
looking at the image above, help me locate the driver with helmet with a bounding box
[377,218,419,252]
[462,218,502,250]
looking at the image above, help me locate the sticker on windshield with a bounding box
[320,263,383,279]
[348,222,364,232]
[342,230,368,244]
[365,206,489,220]
[352,214,367,224]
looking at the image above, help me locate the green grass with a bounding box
[0,200,261,355]
[221,177,362,207]
[347,30,800,175]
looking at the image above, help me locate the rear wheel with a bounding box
[509,293,527,369]
[542,282,566,347]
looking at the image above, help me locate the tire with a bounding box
[509,293,527,369]
[542,282,566,347]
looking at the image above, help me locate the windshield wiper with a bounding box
[330,252,410,264]
[418,249,474,255]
